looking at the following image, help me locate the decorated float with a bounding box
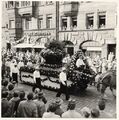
[20,40,96,93]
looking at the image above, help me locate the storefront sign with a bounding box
[59,29,115,45]
[24,30,56,37]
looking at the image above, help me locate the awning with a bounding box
[14,43,34,48]
[32,44,45,48]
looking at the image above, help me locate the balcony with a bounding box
[18,1,38,18]
[60,2,79,16]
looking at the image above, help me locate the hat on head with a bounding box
[68,99,76,105]
[54,97,63,106]
[81,107,90,114]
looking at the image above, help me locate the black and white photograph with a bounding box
[1,1,117,118]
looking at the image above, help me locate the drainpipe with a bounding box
[56,1,59,41]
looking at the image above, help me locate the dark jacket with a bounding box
[1,98,10,117]
[7,97,20,117]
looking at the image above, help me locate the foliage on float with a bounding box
[40,63,62,69]
[20,65,60,78]
[40,40,66,64]
[67,49,96,90]
[20,66,35,73]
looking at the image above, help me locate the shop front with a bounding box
[59,29,116,58]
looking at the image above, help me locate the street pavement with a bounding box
[14,82,116,118]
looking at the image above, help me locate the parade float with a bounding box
[20,40,96,93]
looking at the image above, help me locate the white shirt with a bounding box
[62,110,82,118]
[43,112,60,118]
[76,58,85,68]
[10,66,19,76]
[33,70,40,83]
[27,62,33,67]
[18,62,24,69]
[59,72,67,85]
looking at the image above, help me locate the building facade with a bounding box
[3,1,117,58]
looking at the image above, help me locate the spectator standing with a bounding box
[33,88,47,104]
[7,83,15,101]
[43,103,60,118]
[56,67,70,100]
[54,97,64,117]
[62,99,82,118]
[17,91,26,105]
[98,99,112,118]
[91,108,100,118]
[7,91,20,117]
[2,80,8,92]
[81,107,90,118]
[1,91,10,117]
[17,92,38,117]
[34,91,46,117]
[101,58,107,73]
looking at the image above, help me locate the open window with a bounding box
[61,17,67,30]
[46,15,52,28]
[71,16,77,30]
[38,16,43,29]
[86,13,94,29]
[98,12,106,29]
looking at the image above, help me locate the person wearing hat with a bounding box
[33,66,42,90]
[54,97,64,117]
[91,108,100,118]
[98,99,112,118]
[34,91,46,117]
[47,97,64,117]
[43,102,60,118]
[56,67,70,100]
[62,99,82,118]
[81,106,90,118]
[17,92,38,117]
[10,63,19,86]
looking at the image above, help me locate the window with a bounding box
[9,20,15,29]
[61,17,67,30]
[16,2,19,7]
[98,12,106,29]
[8,1,14,8]
[46,15,52,28]
[21,1,30,7]
[86,13,94,29]
[38,16,43,29]
[71,16,77,30]
[25,18,31,30]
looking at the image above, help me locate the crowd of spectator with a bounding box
[2,80,115,118]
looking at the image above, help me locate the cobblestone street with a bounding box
[15,83,116,117]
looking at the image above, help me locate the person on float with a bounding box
[10,63,19,86]
[33,66,42,90]
[27,59,33,68]
[56,67,70,100]
[76,49,86,72]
